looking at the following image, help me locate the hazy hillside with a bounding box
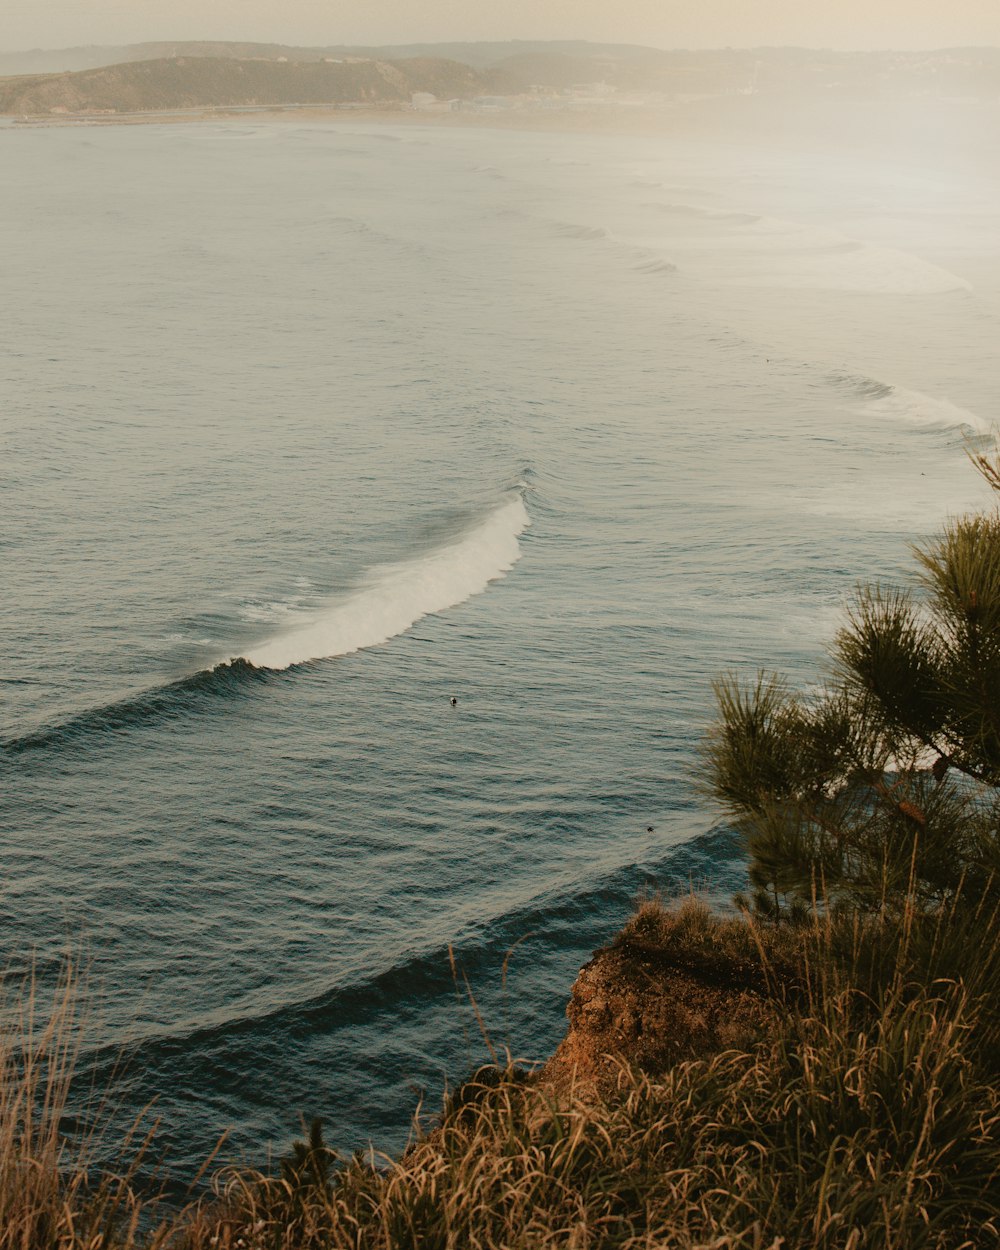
[492,45,1000,96]
[3,42,1000,116]
[0,39,662,78]
[0,56,487,114]
[3,40,1000,102]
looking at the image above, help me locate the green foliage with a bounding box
[706,454,1000,915]
[280,1118,335,1193]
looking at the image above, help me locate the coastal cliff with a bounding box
[4,897,998,1248]
[542,899,794,1090]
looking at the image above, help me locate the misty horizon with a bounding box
[5,0,1000,56]
[8,35,1000,57]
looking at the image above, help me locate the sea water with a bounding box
[2,110,999,1186]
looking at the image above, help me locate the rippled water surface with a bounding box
[3,113,999,1184]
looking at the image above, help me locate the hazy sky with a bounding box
[4,0,1000,53]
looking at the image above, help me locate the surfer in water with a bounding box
[450,696,458,707]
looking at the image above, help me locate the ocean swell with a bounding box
[1,661,274,756]
[76,824,744,1078]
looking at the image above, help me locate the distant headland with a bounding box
[2,41,999,121]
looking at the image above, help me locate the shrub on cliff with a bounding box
[707,445,1000,922]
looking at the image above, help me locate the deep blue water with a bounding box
[2,113,999,1186]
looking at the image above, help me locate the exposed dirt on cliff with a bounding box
[542,899,803,1091]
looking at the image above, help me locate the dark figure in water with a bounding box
[450,696,458,707]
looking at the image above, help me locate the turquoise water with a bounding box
[2,114,998,1186]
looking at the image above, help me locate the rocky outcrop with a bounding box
[542,904,795,1091]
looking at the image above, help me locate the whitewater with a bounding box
[2,109,999,1191]
[244,496,529,669]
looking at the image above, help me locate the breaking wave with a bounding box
[1,661,275,756]
[633,254,679,274]
[543,217,678,275]
[241,494,529,670]
[735,220,973,293]
[2,497,530,754]
[830,371,990,434]
[775,245,971,294]
[638,201,972,294]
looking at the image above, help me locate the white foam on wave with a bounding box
[861,385,990,434]
[635,204,972,294]
[241,496,530,670]
[239,598,311,624]
[832,371,990,434]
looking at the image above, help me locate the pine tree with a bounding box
[281,1117,335,1192]
[707,447,1000,918]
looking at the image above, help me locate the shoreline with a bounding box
[6,95,998,175]
[2,99,707,135]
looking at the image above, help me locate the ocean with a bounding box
[2,107,999,1187]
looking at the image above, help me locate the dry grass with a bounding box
[0,965,163,1250]
[614,896,809,993]
[2,902,999,1250]
[173,979,999,1249]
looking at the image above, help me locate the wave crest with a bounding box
[830,371,990,434]
[241,495,529,670]
[2,497,530,754]
[77,825,744,1073]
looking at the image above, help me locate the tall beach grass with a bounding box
[2,897,998,1249]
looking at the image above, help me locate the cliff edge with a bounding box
[542,898,800,1089]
